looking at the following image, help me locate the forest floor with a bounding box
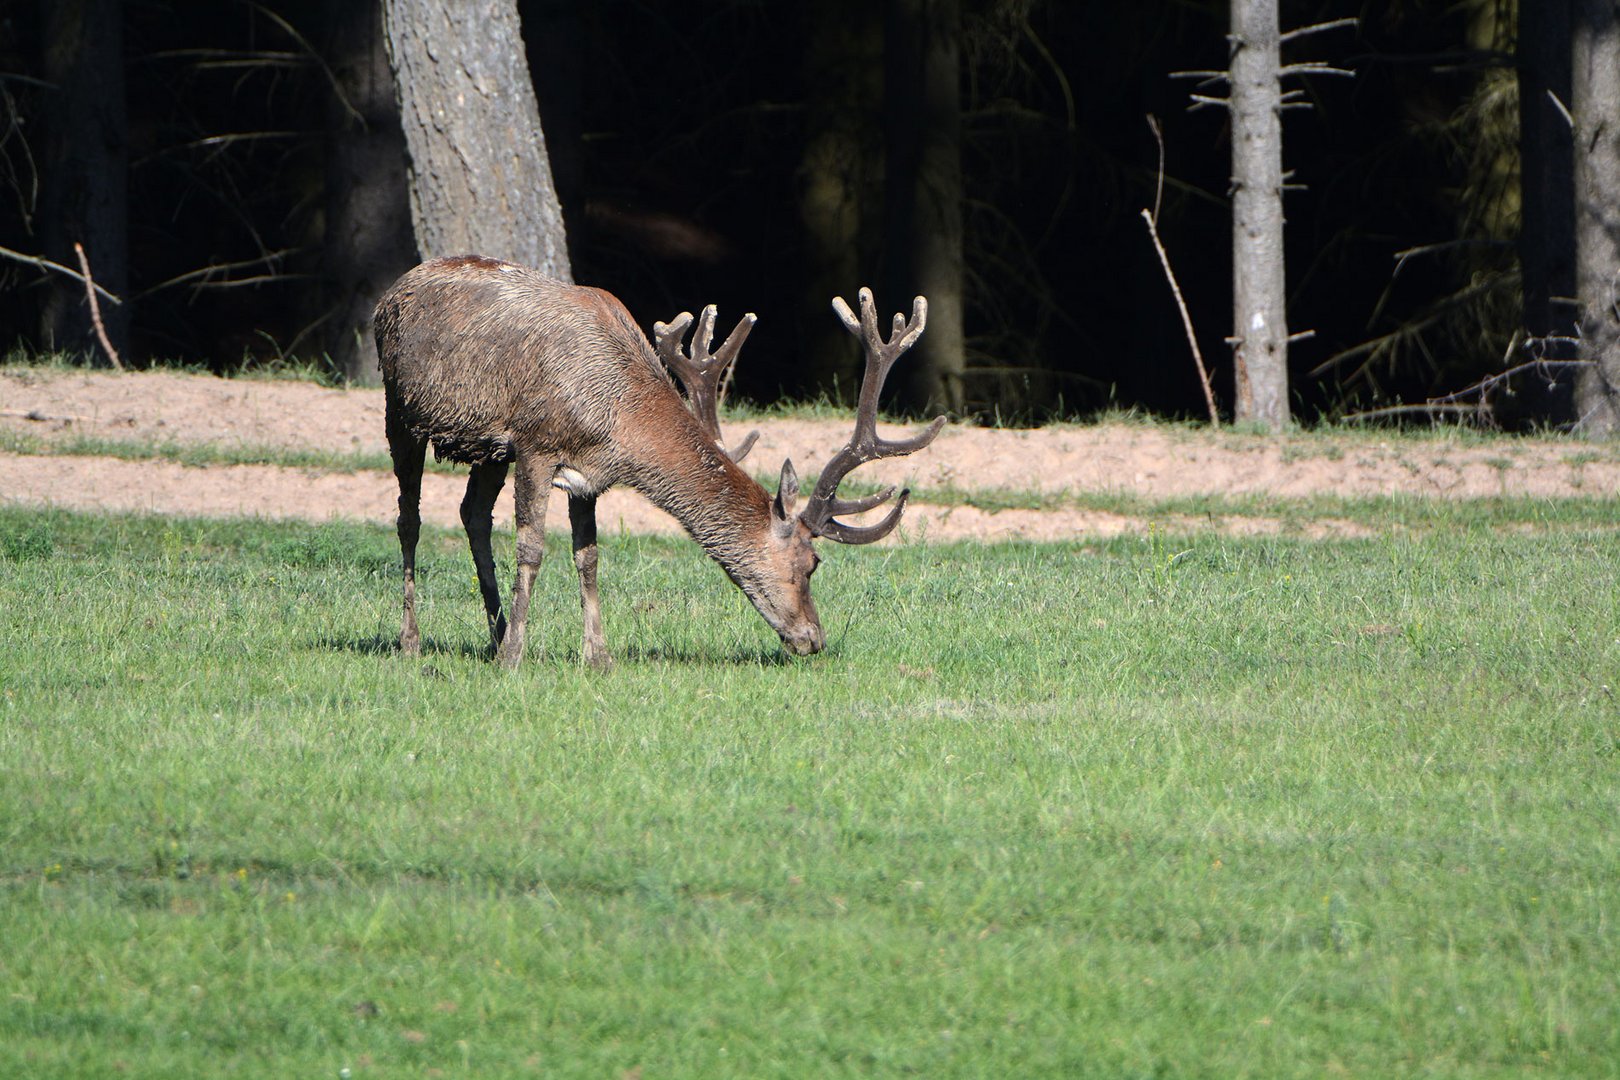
[4,365,1620,542]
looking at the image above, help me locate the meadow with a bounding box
[1,503,1617,1077]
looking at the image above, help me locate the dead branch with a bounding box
[1142,116,1219,427]
[240,1,365,126]
[1279,63,1354,79]
[1280,18,1358,45]
[1429,358,1590,405]
[73,242,123,370]
[1339,402,1492,424]
[134,248,300,298]
[1547,89,1574,131]
[1308,276,1506,378]
[0,243,121,304]
[1,408,94,423]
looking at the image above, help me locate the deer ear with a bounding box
[774,458,799,520]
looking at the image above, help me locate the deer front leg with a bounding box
[568,493,612,670]
[461,461,511,653]
[389,425,427,658]
[496,453,551,669]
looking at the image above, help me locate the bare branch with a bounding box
[1429,359,1591,404]
[238,1,365,126]
[0,243,122,304]
[1279,63,1355,79]
[1146,115,1165,223]
[0,408,93,423]
[73,243,122,369]
[1141,210,1220,427]
[133,248,301,298]
[1280,18,1358,45]
[1547,89,1574,131]
[1339,403,1492,424]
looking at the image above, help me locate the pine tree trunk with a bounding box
[1517,0,1577,422]
[324,2,416,384]
[381,0,571,281]
[1229,0,1289,430]
[798,0,881,402]
[1572,0,1620,434]
[885,0,965,416]
[38,0,128,360]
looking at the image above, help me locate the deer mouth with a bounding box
[780,623,826,657]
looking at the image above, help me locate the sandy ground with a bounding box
[4,367,1619,543]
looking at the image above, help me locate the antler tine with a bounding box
[653,304,759,464]
[801,287,943,544]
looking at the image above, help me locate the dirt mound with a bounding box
[4,367,1617,542]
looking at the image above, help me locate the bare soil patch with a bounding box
[4,367,1618,542]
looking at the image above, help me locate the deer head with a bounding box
[724,287,945,656]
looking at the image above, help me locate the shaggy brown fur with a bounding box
[375,256,823,667]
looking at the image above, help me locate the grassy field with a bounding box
[1,505,1617,1077]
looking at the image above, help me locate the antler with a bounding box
[653,304,759,463]
[799,287,947,544]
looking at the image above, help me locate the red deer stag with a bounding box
[374,256,943,668]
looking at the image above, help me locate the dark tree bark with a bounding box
[37,0,128,359]
[885,0,965,415]
[1573,0,1620,433]
[1230,0,1289,431]
[1517,0,1577,421]
[797,0,882,401]
[323,2,416,384]
[381,0,571,281]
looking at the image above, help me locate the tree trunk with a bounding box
[797,0,882,402]
[323,2,416,384]
[1572,0,1620,433]
[1229,0,1289,430]
[37,0,128,360]
[885,0,965,416]
[1517,0,1577,422]
[381,0,571,281]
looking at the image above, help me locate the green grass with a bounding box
[2,347,348,386]
[2,507,1618,1077]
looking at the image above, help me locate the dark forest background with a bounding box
[0,0,1543,423]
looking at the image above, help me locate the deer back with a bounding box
[375,256,686,470]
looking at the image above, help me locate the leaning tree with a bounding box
[381,0,571,282]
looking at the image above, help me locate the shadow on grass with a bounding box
[315,632,494,662]
[316,633,801,669]
[617,642,799,668]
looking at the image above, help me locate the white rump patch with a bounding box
[552,466,594,495]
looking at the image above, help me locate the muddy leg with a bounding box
[568,493,612,670]
[389,423,427,657]
[496,453,550,669]
[461,461,510,653]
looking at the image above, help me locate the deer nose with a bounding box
[785,623,825,656]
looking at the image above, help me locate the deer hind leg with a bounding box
[461,461,510,653]
[568,493,612,670]
[388,421,427,658]
[496,453,551,669]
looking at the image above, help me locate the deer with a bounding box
[373,255,944,669]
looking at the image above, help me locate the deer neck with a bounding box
[618,411,774,564]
